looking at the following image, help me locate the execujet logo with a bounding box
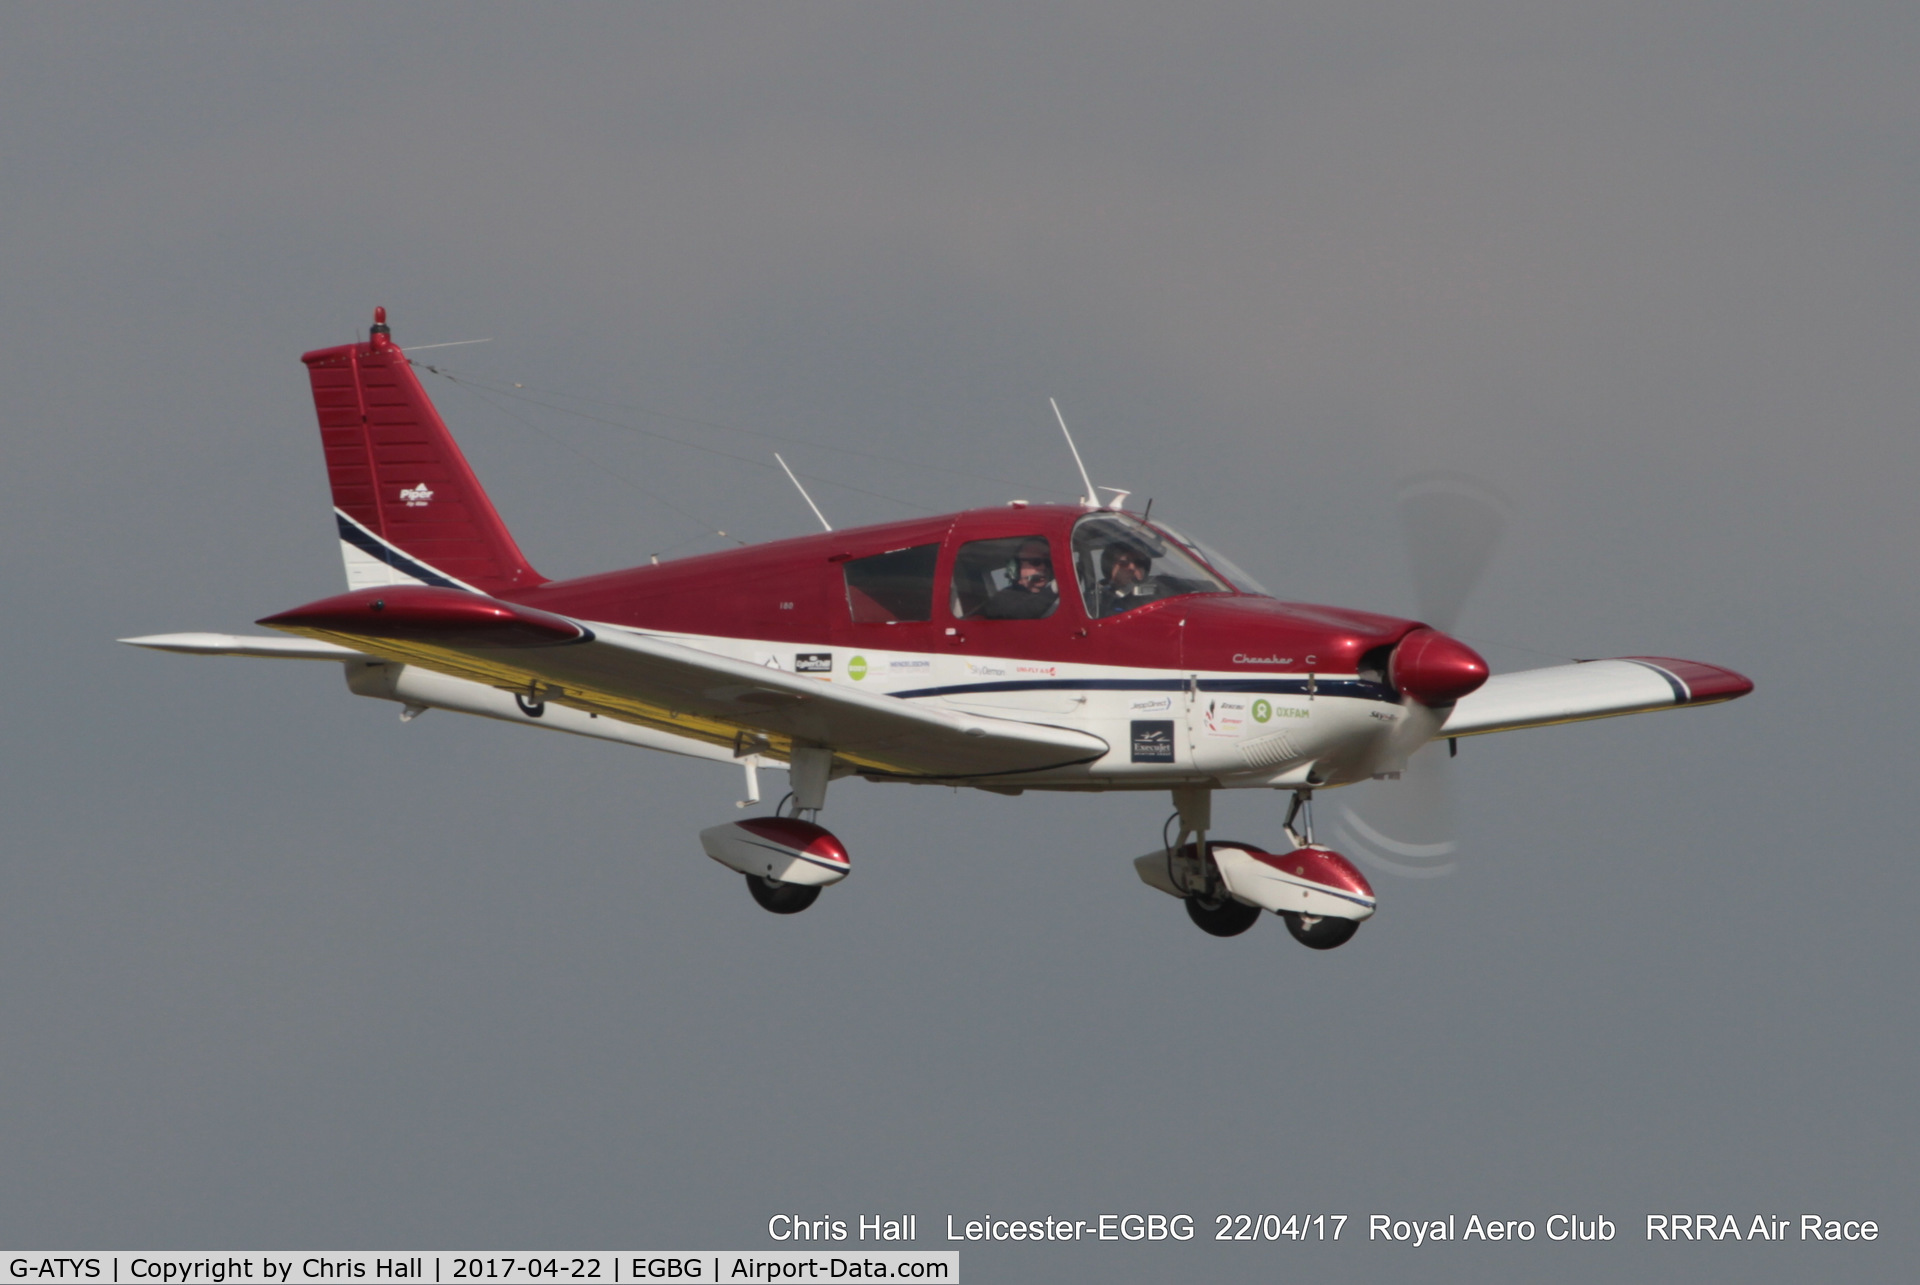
[795,653,833,673]
[399,483,434,508]
[1130,720,1176,763]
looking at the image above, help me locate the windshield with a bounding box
[1070,513,1234,619]
[1153,522,1272,597]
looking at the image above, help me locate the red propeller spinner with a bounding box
[1390,626,1490,707]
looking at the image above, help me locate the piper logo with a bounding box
[399,483,434,508]
[848,655,868,681]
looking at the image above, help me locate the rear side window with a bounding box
[950,535,1060,620]
[843,544,940,623]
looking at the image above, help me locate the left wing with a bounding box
[254,585,1109,779]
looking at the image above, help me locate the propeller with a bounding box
[1399,471,1509,633]
[1334,471,1509,877]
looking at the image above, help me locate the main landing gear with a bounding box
[1134,787,1378,948]
[745,874,821,915]
[699,747,849,915]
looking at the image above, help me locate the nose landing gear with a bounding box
[1280,911,1361,950]
[1135,788,1376,947]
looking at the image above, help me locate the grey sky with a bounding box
[3,5,1914,1281]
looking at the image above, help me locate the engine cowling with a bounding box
[1390,627,1489,707]
[700,817,850,887]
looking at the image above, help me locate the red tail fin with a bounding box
[301,308,544,595]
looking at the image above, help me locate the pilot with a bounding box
[1096,540,1159,616]
[978,539,1058,619]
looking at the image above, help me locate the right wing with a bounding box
[1440,656,1752,739]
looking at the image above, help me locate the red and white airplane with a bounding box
[126,310,1753,948]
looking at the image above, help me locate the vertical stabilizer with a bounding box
[301,308,544,594]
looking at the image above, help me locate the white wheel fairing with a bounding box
[700,818,850,888]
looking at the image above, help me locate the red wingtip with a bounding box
[1627,657,1755,704]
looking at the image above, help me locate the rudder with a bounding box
[302,308,544,594]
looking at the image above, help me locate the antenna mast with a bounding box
[774,453,833,531]
[1050,397,1098,508]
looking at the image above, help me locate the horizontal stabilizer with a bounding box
[1441,656,1752,739]
[119,632,364,661]
[259,586,590,649]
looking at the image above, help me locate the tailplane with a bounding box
[301,308,544,595]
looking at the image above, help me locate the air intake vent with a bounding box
[1239,732,1302,769]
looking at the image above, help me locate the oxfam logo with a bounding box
[848,655,868,681]
[1252,700,1272,723]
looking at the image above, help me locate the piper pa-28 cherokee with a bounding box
[127,310,1753,948]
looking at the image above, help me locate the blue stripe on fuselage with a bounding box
[891,676,1402,704]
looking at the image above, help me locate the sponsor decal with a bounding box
[1128,696,1173,713]
[795,653,833,673]
[888,658,931,671]
[848,655,868,681]
[1202,697,1247,738]
[399,483,435,508]
[1251,700,1310,722]
[1016,664,1058,677]
[964,661,1007,677]
[1252,699,1272,723]
[1130,719,1176,764]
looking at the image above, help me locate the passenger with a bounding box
[978,539,1058,619]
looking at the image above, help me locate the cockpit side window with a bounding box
[1070,514,1231,619]
[843,544,939,623]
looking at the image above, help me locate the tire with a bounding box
[746,874,821,915]
[1185,893,1261,937]
[1281,911,1359,950]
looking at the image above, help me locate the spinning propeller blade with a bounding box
[1340,472,1509,876]
[1335,741,1459,877]
[1399,471,1508,633]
